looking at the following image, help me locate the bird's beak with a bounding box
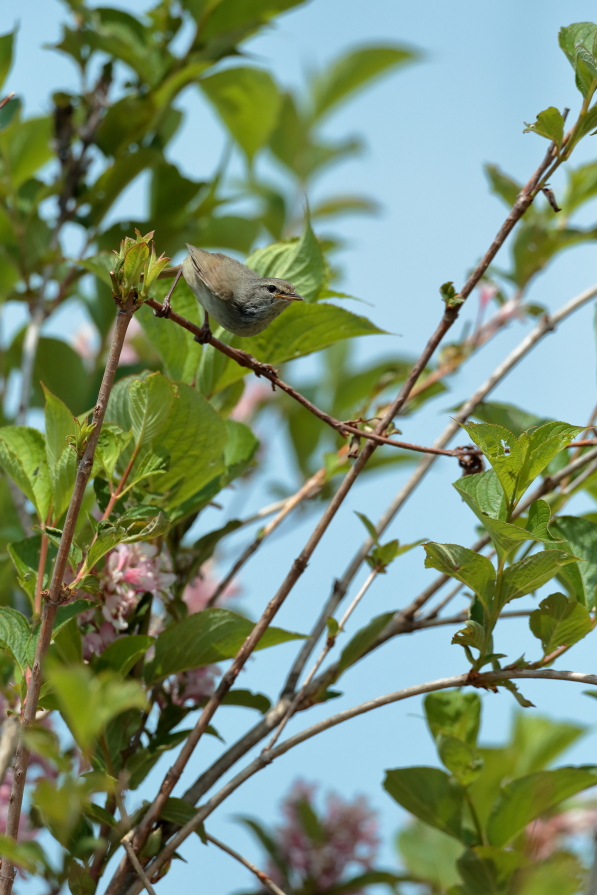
[277,292,303,302]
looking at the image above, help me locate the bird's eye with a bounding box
[267,284,277,294]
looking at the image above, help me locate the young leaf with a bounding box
[453,470,506,520]
[146,608,305,683]
[43,385,75,472]
[548,515,597,608]
[424,691,481,747]
[0,607,35,672]
[487,765,597,846]
[437,734,483,786]
[529,592,592,655]
[84,525,126,572]
[311,44,418,121]
[451,620,485,653]
[0,426,51,521]
[48,663,147,753]
[129,373,175,447]
[94,635,155,676]
[200,67,281,159]
[383,766,465,841]
[424,543,495,611]
[337,611,394,676]
[523,107,565,147]
[355,512,380,544]
[499,550,578,608]
[515,421,583,499]
[461,421,524,503]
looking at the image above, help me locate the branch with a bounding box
[283,281,597,693]
[205,833,289,895]
[121,835,157,895]
[0,300,135,895]
[127,667,597,895]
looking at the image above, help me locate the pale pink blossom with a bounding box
[268,781,379,891]
[100,543,175,630]
[82,621,120,661]
[527,806,597,859]
[158,666,222,708]
[182,561,237,615]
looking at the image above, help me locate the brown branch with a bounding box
[121,835,157,895]
[126,667,597,895]
[0,300,135,895]
[205,833,288,895]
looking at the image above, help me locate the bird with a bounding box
[155,245,303,342]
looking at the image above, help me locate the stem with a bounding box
[127,667,597,895]
[0,302,134,895]
[205,833,289,895]
[465,790,486,846]
[264,569,378,753]
[102,442,141,521]
[34,524,50,618]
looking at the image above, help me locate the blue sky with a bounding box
[9,1,597,892]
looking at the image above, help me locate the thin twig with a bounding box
[207,468,326,607]
[265,569,378,753]
[0,301,134,895]
[121,835,157,895]
[205,833,288,895]
[283,283,597,693]
[126,667,597,895]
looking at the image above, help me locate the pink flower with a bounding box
[159,666,222,708]
[268,781,379,891]
[82,621,120,661]
[182,561,237,615]
[527,805,597,859]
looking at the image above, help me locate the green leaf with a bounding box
[311,44,418,121]
[246,220,327,302]
[516,422,584,499]
[0,29,15,92]
[470,401,544,437]
[122,510,170,543]
[452,620,486,653]
[523,107,565,147]
[0,835,48,874]
[159,797,197,827]
[48,663,147,753]
[500,550,578,608]
[384,767,465,841]
[7,535,45,602]
[424,691,481,747]
[529,592,592,655]
[461,422,523,503]
[94,635,155,676]
[437,734,483,786]
[146,607,305,683]
[123,241,150,289]
[85,148,159,225]
[487,765,597,846]
[337,611,394,675]
[84,525,126,572]
[424,543,495,611]
[200,67,281,159]
[191,520,244,569]
[0,606,34,671]
[549,515,597,608]
[453,470,506,520]
[221,688,271,714]
[95,424,132,480]
[43,386,75,472]
[52,617,82,666]
[201,302,385,394]
[137,280,202,384]
[457,846,527,895]
[129,372,175,447]
[355,511,380,545]
[0,426,51,521]
[397,820,461,891]
[152,383,227,510]
[484,165,522,207]
[0,116,53,188]
[453,481,540,561]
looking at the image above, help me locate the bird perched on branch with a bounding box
[155,245,303,342]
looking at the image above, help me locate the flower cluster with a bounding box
[268,780,380,892]
[81,543,175,659]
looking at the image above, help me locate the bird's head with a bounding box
[252,277,303,304]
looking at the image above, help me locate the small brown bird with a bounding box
[157,245,303,342]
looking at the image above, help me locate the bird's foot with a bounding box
[233,349,278,380]
[153,298,171,319]
[194,322,212,344]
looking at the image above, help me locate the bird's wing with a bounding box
[186,246,237,301]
